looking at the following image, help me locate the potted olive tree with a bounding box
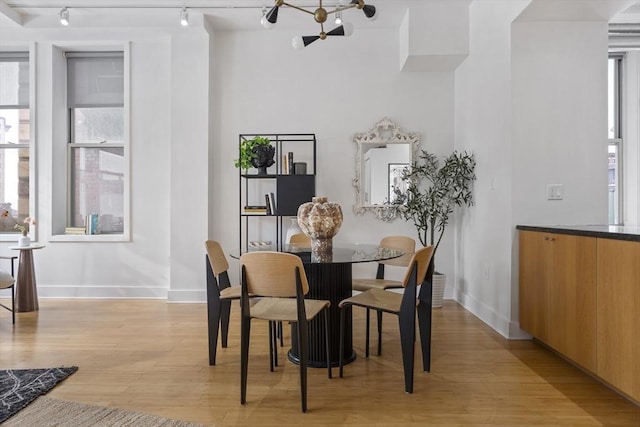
[234,136,275,175]
[393,150,476,307]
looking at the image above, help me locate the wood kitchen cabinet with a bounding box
[518,230,597,371]
[518,230,551,342]
[596,238,640,402]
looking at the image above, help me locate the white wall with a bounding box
[454,0,529,338]
[0,4,619,342]
[511,21,609,227]
[623,51,640,225]
[0,23,462,301]
[211,27,458,286]
[455,1,611,338]
[0,27,210,299]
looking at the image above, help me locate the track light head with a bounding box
[180,8,189,26]
[59,7,69,26]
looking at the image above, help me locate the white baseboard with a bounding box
[453,288,513,339]
[33,285,208,303]
[37,285,168,299]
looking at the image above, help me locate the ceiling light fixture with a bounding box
[261,6,274,29]
[334,10,342,25]
[180,8,189,26]
[59,7,69,26]
[262,0,377,48]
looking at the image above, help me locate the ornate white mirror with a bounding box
[353,117,420,221]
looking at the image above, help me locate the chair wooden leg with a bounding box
[323,309,332,379]
[278,321,284,347]
[398,313,415,394]
[240,317,251,405]
[220,299,232,348]
[365,307,371,358]
[376,310,383,356]
[295,320,308,413]
[339,307,346,378]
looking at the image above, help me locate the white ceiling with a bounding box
[2,0,640,31]
[0,0,436,30]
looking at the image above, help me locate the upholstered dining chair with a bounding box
[351,235,416,357]
[0,256,17,324]
[339,245,435,394]
[239,251,332,413]
[288,232,311,246]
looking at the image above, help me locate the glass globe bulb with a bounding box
[261,16,274,29]
[292,36,305,50]
[343,22,354,37]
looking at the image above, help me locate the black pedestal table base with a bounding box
[288,262,356,368]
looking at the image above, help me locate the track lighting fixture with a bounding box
[59,7,69,26]
[262,0,377,48]
[180,8,189,26]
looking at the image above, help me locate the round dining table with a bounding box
[230,244,404,368]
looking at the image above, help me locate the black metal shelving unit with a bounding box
[239,133,316,251]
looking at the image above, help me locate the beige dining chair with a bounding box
[205,240,242,366]
[0,256,17,324]
[351,235,416,357]
[339,245,435,394]
[239,251,331,413]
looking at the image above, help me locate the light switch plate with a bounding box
[547,184,563,200]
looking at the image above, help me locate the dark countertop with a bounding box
[516,225,640,242]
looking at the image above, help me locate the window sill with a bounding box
[49,233,130,243]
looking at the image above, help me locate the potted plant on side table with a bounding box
[393,150,476,308]
[234,136,275,175]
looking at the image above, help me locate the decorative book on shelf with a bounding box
[65,226,86,235]
[85,213,99,235]
[244,206,268,214]
[282,151,295,175]
[267,193,276,215]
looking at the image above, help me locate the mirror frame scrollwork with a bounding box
[352,117,420,222]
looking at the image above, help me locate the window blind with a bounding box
[67,52,124,108]
[0,51,29,108]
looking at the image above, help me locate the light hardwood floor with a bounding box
[1,298,639,426]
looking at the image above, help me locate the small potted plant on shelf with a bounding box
[234,136,275,175]
[392,150,476,307]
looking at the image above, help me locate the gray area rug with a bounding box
[4,396,206,427]
[0,366,78,423]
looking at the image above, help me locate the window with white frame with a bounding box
[66,51,125,234]
[608,54,622,225]
[0,52,30,236]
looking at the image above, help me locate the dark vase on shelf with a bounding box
[251,145,275,175]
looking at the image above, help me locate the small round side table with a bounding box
[9,244,45,312]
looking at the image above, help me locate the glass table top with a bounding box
[230,244,404,264]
